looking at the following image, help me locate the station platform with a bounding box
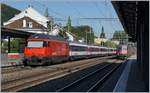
[113,55,147,92]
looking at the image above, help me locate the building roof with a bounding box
[112,1,148,42]
[28,34,67,41]
[112,1,137,42]
[3,6,50,28]
[1,27,33,38]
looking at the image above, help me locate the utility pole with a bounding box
[67,16,72,33]
[89,27,92,45]
[86,29,88,44]
[50,17,54,31]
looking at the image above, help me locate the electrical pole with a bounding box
[89,27,92,45]
[86,29,88,44]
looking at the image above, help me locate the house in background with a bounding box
[3,6,51,34]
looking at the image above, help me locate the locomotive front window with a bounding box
[27,41,44,48]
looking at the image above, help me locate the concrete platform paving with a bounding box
[113,55,147,92]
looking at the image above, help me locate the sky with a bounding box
[1,0,124,38]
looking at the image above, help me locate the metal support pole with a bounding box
[8,36,10,53]
[86,30,87,44]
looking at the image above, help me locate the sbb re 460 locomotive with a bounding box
[23,34,116,66]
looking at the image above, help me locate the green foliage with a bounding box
[1,38,26,53]
[64,16,94,44]
[47,21,51,32]
[103,40,117,48]
[66,16,72,32]
[100,41,105,46]
[1,40,8,53]
[59,29,68,39]
[1,3,20,26]
[64,25,95,44]
[112,31,128,44]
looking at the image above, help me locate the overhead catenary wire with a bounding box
[94,1,118,33]
[105,1,124,32]
[103,1,117,32]
[105,1,127,43]
[92,1,116,38]
[65,1,87,27]
[35,1,67,19]
[65,1,86,18]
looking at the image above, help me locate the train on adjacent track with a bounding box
[23,34,117,66]
[116,45,128,59]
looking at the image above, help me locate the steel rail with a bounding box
[56,63,112,92]
[87,64,121,92]
[2,57,115,92]
[2,56,115,74]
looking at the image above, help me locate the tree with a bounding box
[103,40,117,48]
[1,3,20,26]
[112,31,128,44]
[44,8,49,17]
[100,26,106,38]
[45,8,53,33]
[63,25,95,44]
[47,21,51,32]
[67,16,72,32]
[1,38,26,53]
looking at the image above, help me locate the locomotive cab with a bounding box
[23,34,70,66]
[27,40,48,47]
[25,40,48,56]
[23,40,50,66]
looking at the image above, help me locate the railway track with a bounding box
[56,63,121,92]
[1,66,32,74]
[1,56,115,74]
[1,56,120,92]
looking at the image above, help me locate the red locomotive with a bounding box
[23,34,69,66]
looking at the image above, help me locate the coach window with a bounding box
[71,46,75,51]
[71,46,74,51]
[83,47,86,51]
[78,46,81,51]
[80,47,83,51]
[81,47,83,51]
[70,46,77,51]
[84,47,86,51]
[101,48,104,51]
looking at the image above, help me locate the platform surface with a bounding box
[113,55,146,92]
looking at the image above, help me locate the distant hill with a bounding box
[1,3,20,26]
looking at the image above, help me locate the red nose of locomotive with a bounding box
[23,40,49,66]
[24,40,48,57]
[24,47,46,57]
